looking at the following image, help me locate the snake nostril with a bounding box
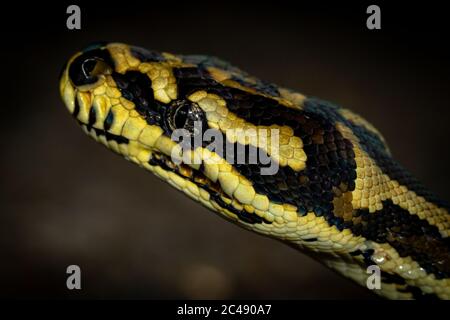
[69,55,97,86]
[68,48,114,87]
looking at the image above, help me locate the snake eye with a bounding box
[168,101,206,134]
[68,49,113,87]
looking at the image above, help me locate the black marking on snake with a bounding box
[356,199,450,279]
[69,48,115,87]
[148,156,177,174]
[381,273,439,300]
[112,71,163,126]
[223,141,278,174]
[350,249,363,256]
[304,98,449,210]
[88,127,129,144]
[395,282,440,300]
[180,56,280,97]
[380,272,406,285]
[403,285,439,300]
[87,104,97,130]
[361,249,375,266]
[303,99,389,154]
[173,67,220,98]
[104,109,114,131]
[112,71,154,110]
[72,98,80,118]
[130,46,166,63]
[148,155,271,225]
[94,128,129,144]
[230,75,280,97]
[77,119,129,144]
[181,55,237,73]
[211,194,269,224]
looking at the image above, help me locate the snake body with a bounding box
[59,42,450,299]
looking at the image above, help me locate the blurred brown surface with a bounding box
[0,3,449,299]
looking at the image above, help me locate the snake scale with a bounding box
[59,42,450,299]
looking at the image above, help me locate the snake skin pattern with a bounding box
[59,42,450,299]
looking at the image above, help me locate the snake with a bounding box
[59,42,450,299]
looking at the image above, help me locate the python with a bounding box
[59,42,450,299]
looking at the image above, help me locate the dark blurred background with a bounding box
[1,1,449,299]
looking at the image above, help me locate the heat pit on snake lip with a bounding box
[147,152,271,225]
[149,152,220,194]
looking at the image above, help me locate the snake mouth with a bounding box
[148,151,272,225]
[149,151,222,196]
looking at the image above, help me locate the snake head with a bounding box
[59,42,282,227]
[59,43,450,300]
[58,42,361,235]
